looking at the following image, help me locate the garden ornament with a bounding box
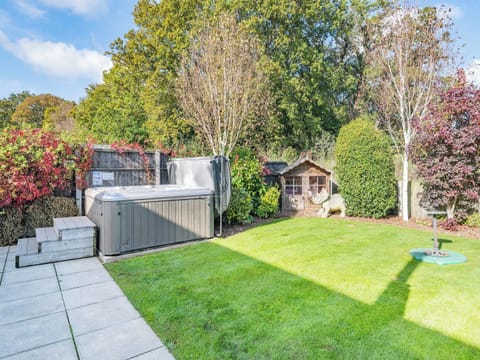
[313,189,346,218]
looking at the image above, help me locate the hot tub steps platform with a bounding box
[16,216,96,268]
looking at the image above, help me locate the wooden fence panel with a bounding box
[76,147,169,213]
[84,148,169,188]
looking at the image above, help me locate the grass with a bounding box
[106,218,480,359]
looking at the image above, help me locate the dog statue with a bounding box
[310,189,346,218]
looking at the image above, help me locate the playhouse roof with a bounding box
[279,157,332,176]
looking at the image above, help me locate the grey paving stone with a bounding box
[62,280,124,309]
[0,291,64,326]
[0,253,7,267]
[130,347,175,360]
[0,277,59,303]
[69,296,140,336]
[0,312,71,358]
[6,246,17,260]
[2,339,77,360]
[1,263,55,285]
[58,267,112,291]
[76,318,163,360]
[55,257,103,275]
[3,258,17,272]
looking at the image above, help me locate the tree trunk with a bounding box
[402,154,409,221]
[446,198,456,219]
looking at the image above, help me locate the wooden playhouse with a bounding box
[279,155,332,213]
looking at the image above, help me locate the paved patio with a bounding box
[0,246,174,360]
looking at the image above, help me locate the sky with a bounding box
[0,0,479,103]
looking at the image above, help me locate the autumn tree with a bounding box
[11,94,75,132]
[0,91,33,128]
[176,14,270,156]
[368,2,455,221]
[411,70,480,222]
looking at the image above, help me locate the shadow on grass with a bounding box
[438,238,453,250]
[107,242,479,359]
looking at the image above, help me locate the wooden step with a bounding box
[54,216,96,240]
[35,227,58,243]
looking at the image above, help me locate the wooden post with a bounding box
[154,151,161,185]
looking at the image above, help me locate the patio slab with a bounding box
[75,318,164,360]
[68,296,141,336]
[62,280,124,310]
[0,277,59,303]
[1,263,56,285]
[55,256,104,275]
[0,291,64,326]
[0,312,71,358]
[131,347,176,360]
[0,246,175,360]
[58,267,112,290]
[2,339,78,360]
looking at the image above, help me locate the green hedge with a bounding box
[335,118,397,218]
[257,186,281,218]
[0,196,78,246]
[225,186,253,224]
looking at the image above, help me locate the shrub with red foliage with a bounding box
[0,129,95,207]
[411,70,480,224]
[0,129,75,207]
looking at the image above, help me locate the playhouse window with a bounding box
[285,176,302,195]
[309,176,327,195]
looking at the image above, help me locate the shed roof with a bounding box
[279,157,332,176]
[264,161,288,175]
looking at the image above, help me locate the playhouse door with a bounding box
[283,176,305,211]
[283,195,305,211]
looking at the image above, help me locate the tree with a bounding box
[11,94,75,131]
[95,0,204,146]
[335,117,397,218]
[176,14,270,156]
[238,0,379,149]
[411,70,480,222]
[367,2,455,221]
[82,0,377,151]
[0,91,33,128]
[74,77,149,145]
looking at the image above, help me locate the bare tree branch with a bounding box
[176,14,271,156]
[367,1,455,220]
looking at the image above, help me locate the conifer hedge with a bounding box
[335,118,397,218]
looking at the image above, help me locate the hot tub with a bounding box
[85,185,214,255]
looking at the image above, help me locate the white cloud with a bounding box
[0,31,112,82]
[15,0,45,18]
[466,61,480,87]
[38,0,108,16]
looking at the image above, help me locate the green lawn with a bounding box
[106,218,480,359]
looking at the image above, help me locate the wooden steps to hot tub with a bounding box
[15,217,96,268]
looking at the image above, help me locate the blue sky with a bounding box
[0,0,137,102]
[0,1,478,103]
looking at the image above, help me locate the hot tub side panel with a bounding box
[85,196,122,255]
[99,196,213,255]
